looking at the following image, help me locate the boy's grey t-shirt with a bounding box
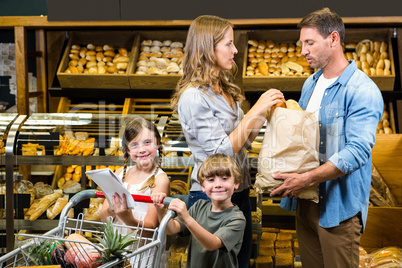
[176,199,246,268]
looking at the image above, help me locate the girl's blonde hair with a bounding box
[121,117,162,191]
[171,15,244,111]
[197,153,242,185]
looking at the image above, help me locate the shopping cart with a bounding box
[0,189,176,268]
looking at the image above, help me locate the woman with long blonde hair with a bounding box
[171,15,283,267]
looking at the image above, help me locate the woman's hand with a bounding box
[251,88,284,116]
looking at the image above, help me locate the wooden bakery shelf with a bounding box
[242,28,396,92]
[243,29,309,92]
[128,30,187,90]
[56,30,135,89]
[360,134,402,251]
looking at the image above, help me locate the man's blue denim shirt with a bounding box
[280,61,383,231]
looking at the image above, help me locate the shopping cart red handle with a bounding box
[95,191,174,206]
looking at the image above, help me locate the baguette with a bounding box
[25,199,41,218]
[29,193,64,221]
[47,196,68,220]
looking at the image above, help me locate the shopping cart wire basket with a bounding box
[0,189,176,268]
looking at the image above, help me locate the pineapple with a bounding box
[95,217,138,266]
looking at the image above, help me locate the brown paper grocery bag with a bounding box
[254,107,320,202]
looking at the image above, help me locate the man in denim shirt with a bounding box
[270,8,383,268]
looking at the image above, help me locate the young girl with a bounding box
[170,14,284,267]
[99,117,170,267]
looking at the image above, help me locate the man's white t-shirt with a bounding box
[306,74,338,120]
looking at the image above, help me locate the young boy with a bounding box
[152,153,246,268]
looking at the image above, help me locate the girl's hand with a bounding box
[151,192,167,208]
[112,193,132,219]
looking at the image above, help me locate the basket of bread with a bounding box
[57,31,135,89]
[129,30,187,89]
[243,28,395,91]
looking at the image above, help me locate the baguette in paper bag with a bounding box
[254,100,319,202]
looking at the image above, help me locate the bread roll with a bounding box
[376,68,384,75]
[79,47,88,58]
[376,59,384,69]
[286,99,303,111]
[71,44,81,50]
[69,66,79,74]
[69,54,79,61]
[380,42,388,53]
[104,50,116,57]
[384,127,393,134]
[267,40,276,48]
[96,52,104,62]
[88,67,98,74]
[116,62,127,70]
[246,70,254,76]
[85,61,97,69]
[279,43,288,52]
[162,40,172,47]
[170,42,183,49]
[258,61,269,76]
[85,55,96,61]
[285,61,303,73]
[78,58,87,67]
[118,47,128,56]
[274,98,287,108]
[249,46,257,53]
[85,50,96,57]
[141,40,152,46]
[384,59,391,70]
[373,41,381,52]
[103,44,114,51]
[258,41,267,50]
[344,42,356,49]
[149,67,162,75]
[166,62,180,73]
[113,56,129,63]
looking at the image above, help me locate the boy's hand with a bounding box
[151,192,167,208]
[168,198,189,222]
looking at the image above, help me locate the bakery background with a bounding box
[0,1,402,267]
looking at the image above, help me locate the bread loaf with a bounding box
[47,196,68,220]
[286,99,303,111]
[258,61,269,76]
[29,192,64,221]
[62,180,81,194]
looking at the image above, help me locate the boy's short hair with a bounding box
[197,153,242,185]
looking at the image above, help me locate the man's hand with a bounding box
[269,172,310,198]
